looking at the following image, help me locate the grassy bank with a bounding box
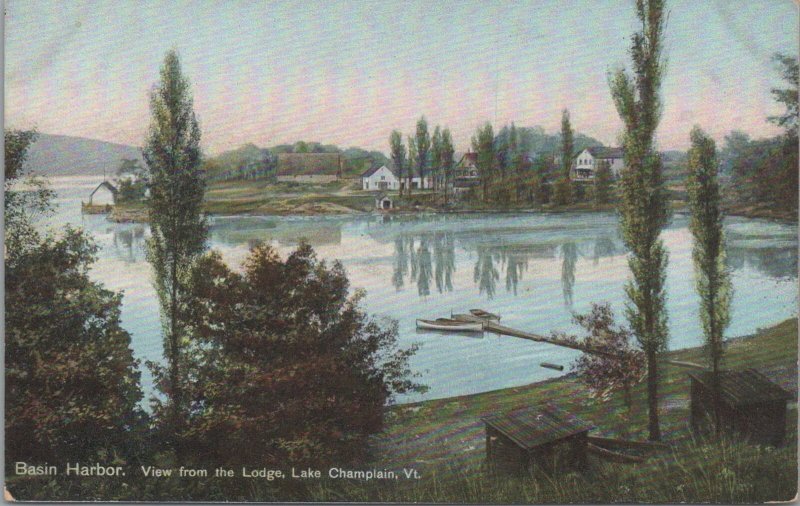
[8,319,797,502]
[203,179,374,215]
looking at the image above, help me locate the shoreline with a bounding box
[388,318,797,409]
[109,202,798,225]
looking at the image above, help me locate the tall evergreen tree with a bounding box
[415,116,431,190]
[440,128,455,206]
[431,125,442,191]
[143,50,208,455]
[472,122,495,202]
[560,109,574,179]
[553,109,574,205]
[407,135,417,196]
[609,0,670,441]
[389,130,406,197]
[687,126,731,435]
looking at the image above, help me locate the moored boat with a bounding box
[469,308,501,321]
[416,318,484,332]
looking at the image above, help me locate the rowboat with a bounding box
[416,318,484,332]
[451,313,490,323]
[469,309,501,321]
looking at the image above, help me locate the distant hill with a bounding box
[23,133,144,177]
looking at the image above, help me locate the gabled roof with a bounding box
[276,153,342,176]
[361,165,389,178]
[688,369,792,406]
[482,404,594,450]
[458,152,478,166]
[576,147,624,160]
[91,181,118,196]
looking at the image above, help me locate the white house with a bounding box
[88,181,118,206]
[572,147,625,180]
[361,165,399,191]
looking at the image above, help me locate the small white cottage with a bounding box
[88,181,118,206]
[361,165,399,191]
[375,193,393,210]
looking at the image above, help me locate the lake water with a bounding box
[36,177,799,404]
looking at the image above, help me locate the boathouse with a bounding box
[88,181,118,206]
[689,369,792,446]
[375,193,393,210]
[482,404,594,475]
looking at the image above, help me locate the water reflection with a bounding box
[392,232,457,296]
[112,226,146,263]
[593,236,618,264]
[727,245,797,279]
[561,242,577,306]
[211,217,341,247]
[474,244,500,299]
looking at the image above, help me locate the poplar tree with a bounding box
[416,116,431,190]
[407,135,417,196]
[687,126,731,435]
[440,128,455,205]
[431,125,442,192]
[389,130,406,197]
[609,0,670,441]
[553,109,574,205]
[472,122,495,202]
[143,50,207,454]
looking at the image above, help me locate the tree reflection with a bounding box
[561,242,577,306]
[416,237,432,296]
[501,250,529,295]
[112,226,146,263]
[392,236,408,290]
[593,236,618,264]
[433,232,455,293]
[474,244,499,299]
[726,245,797,279]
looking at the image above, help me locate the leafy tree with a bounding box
[559,303,645,415]
[5,129,144,468]
[687,126,732,435]
[389,130,406,197]
[560,109,574,179]
[415,116,431,189]
[472,122,495,202]
[407,135,417,196]
[609,0,671,441]
[531,154,553,204]
[117,158,145,177]
[179,243,424,465]
[768,53,799,137]
[294,140,310,153]
[552,178,572,206]
[554,109,575,205]
[143,50,208,455]
[440,128,455,205]
[431,125,442,191]
[594,159,613,205]
[4,129,53,246]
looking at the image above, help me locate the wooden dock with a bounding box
[455,317,705,371]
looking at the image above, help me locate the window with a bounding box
[381,175,385,181]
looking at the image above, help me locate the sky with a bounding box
[5,0,799,155]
